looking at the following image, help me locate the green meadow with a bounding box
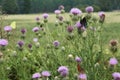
[0,11,120,80]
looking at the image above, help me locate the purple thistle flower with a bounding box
[28,44,32,49]
[36,17,40,21]
[98,11,105,18]
[0,39,8,46]
[17,40,24,47]
[54,10,61,15]
[43,13,49,19]
[81,27,86,31]
[32,72,41,79]
[58,16,64,21]
[75,56,81,63]
[67,26,74,33]
[59,5,64,10]
[98,11,105,23]
[109,57,118,66]
[32,27,40,32]
[21,28,27,34]
[4,26,12,32]
[112,72,120,80]
[78,73,87,80]
[58,66,68,73]
[60,70,69,77]
[53,40,60,47]
[85,6,94,13]
[70,8,82,15]
[110,40,118,47]
[75,21,82,29]
[41,71,51,77]
[58,66,69,77]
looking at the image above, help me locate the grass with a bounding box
[0,11,120,80]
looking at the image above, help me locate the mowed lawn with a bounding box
[4,11,120,45]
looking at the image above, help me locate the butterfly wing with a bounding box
[10,21,16,29]
[80,17,87,28]
[77,64,84,73]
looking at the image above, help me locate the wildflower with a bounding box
[58,66,68,73]
[67,26,74,33]
[109,40,118,53]
[4,26,12,32]
[54,10,61,15]
[98,11,105,23]
[28,44,32,51]
[68,54,74,59]
[85,6,94,13]
[112,72,120,80]
[32,73,41,79]
[32,27,39,32]
[75,56,81,63]
[53,40,60,47]
[17,40,24,47]
[58,66,69,77]
[55,21,59,26]
[11,51,17,57]
[78,73,87,80]
[70,8,82,15]
[110,40,118,47]
[43,13,49,19]
[33,38,38,42]
[41,71,51,77]
[35,42,40,48]
[60,70,69,77]
[75,21,82,29]
[109,57,118,66]
[61,46,65,51]
[81,27,86,31]
[21,28,27,34]
[0,39,8,47]
[98,12,105,18]
[58,16,64,21]
[59,5,64,10]
[36,17,40,21]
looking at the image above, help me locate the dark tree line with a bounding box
[0,0,120,14]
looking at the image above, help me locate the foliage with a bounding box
[2,0,18,14]
[1,0,120,14]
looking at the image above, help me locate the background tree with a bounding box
[22,0,31,14]
[2,0,18,14]
[1,0,120,14]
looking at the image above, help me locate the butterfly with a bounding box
[77,63,85,74]
[80,17,87,28]
[10,21,16,29]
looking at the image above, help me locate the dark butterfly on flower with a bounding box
[77,63,85,73]
[80,17,87,28]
